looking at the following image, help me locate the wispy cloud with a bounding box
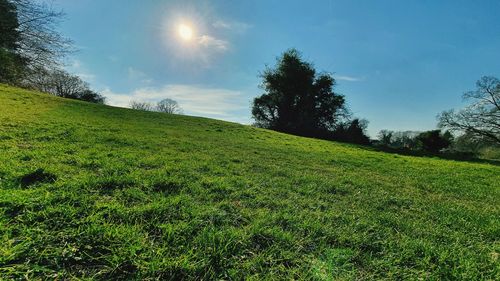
[198,35,229,52]
[65,59,95,82]
[103,84,248,121]
[127,67,153,84]
[212,20,252,33]
[127,67,146,79]
[336,75,363,82]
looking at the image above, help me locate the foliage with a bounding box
[377,130,420,150]
[0,48,26,84]
[1,85,499,279]
[439,76,500,144]
[252,49,348,138]
[0,0,26,84]
[331,118,371,145]
[448,132,500,160]
[415,130,453,154]
[0,0,20,51]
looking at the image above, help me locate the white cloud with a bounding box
[127,67,146,79]
[65,59,96,82]
[77,73,96,81]
[198,35,229,52]
[103,84,248,122]
[212,20,252,33]
[127,66,153,84]
[336,75,362,82]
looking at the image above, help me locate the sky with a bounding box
[53,0,500,136]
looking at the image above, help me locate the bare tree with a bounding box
[438,76,500,144]
[10,0,73,68]
[23,67,105,103]
[25,68,86,97]
[130,101,154,111]
[156,98,182,114]
[49,69,88,98]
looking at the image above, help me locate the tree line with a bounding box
[130,99,183,114]
[252,49,499,159]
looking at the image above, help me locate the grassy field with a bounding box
[0,84,499,280]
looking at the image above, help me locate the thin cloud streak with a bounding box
[198,35,229,52]
[336,75,362,82]
[212,20,252,33]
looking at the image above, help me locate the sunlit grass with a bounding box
[0,84,499,279]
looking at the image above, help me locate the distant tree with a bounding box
[416,130,452,154]
[333,119,371,145]
[438,76,500,144]
[79,89,105,104]
[156,98,182,114]
[377,130,427,151]
[391,131,420,150]
[130,101,154,111]
[252,49,348,137]
[48,69,88,98]
[378,130,393,146]
[24,68,104,103]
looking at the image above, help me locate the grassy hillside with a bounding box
[0,84,499,280]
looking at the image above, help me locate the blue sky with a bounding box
[54,0,500,136]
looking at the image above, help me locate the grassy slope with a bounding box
[0,84,499,280]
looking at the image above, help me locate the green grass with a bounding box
[0,84,499,280]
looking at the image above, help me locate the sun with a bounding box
[178,24,193,41]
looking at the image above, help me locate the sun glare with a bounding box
[178,24,193,41]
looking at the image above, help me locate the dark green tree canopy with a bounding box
[0,0,20,50]
[416,130,453,154]
[0,0,25,83]
[252,49,348,137]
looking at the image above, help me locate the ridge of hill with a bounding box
[0,84,499,279]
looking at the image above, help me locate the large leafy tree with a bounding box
[252,49,348,137]
[438,76,500,144]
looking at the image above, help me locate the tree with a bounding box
[0,0,26,83]
[156,98,182,114]
[9,0,72,69]
[0,0,20,50]
[332,119,371,144]
[130,101,154,111]
[1,0,72,84]
[48,69,88,98]
[79,89,105,104]
[252,49,348,137]
[416,130,452,154]
[438,76,500,144]
[378,130,393,146]
[24,68,105,103]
